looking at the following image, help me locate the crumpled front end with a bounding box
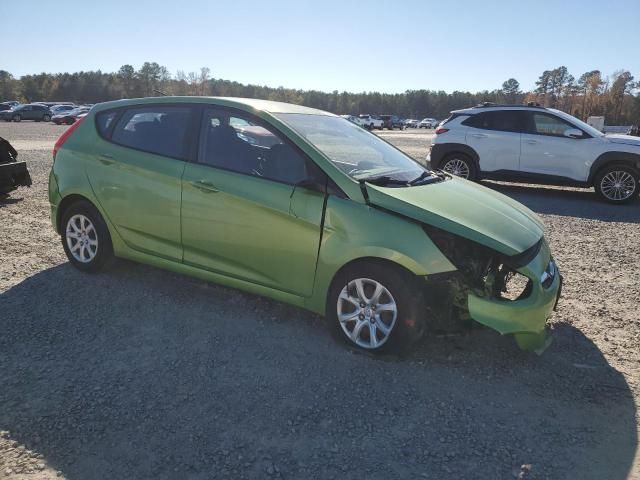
[423,224,561,353]
[466,240,561,353]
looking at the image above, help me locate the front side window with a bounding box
[274,113,430,184]
[111,106,192,159]
[463,111,522,132]
[198,109,310,185]
[526,113,579,137]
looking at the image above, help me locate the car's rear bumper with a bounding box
[467,241,562,353]
[0,161,32,195]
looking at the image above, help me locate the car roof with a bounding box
[451,104,547,115]
[92,96,335,116]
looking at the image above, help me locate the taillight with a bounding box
[435,127,449,134]
[53,116,86,159]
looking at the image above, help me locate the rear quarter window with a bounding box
[95,111,117,137]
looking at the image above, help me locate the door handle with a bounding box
[191,180,219,193]
[98,153,114,165]
[471,133,488,138]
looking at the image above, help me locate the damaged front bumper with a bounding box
[0,161,32,195]
[467,240,561,353]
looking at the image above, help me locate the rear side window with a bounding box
[463,111,523,132]
[111,106,192,159]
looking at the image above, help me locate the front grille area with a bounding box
[499,271,532,301]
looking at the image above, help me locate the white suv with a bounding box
[427,103,640,203]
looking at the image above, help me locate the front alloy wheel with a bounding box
[327,263,426,353]
[595,165,639,204]
[337,278,398,349]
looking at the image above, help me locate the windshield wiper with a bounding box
[408,170,444,185]
[360,175,409,186]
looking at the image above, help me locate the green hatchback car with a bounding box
[49,97,561,353]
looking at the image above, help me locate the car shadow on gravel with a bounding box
[482,181,640,222]
[0,262,637,479]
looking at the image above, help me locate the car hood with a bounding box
[605,134,640,147]
[365,176,544,256]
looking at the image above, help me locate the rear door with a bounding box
[463,110,524,172]
[519,112,596,181]
[181,107,326,297]
[86,104,196,261]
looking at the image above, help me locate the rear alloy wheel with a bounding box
[327,263,426,353]
[61,200,114,272]
[441,153,477,180]
[595,164,639,204]
[12,114,21,122]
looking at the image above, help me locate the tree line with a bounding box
[0,63,638,124]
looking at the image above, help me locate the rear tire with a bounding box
[61,200,114,273]
[327,262,426,354]
[440,153,478,181]
[594,163,639,204]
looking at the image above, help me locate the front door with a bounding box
[85,105,195,261]
[181,108,325,297]
[463,110,524,172]
[519,111,595,181]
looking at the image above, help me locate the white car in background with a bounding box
[419,118,438,128]
[358,114,384,130]
[427,103,640,204]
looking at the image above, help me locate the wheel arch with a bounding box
[588,151,640,185]
[56,193,100,233]
[430,143,480,172]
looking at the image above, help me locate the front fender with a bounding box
[588,151,640,184]
[304,196,455,315]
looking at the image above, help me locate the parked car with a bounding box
[52,106,91,125]
[49,97,561,354]
[0,103,13,112]
[0,104,52,122]
[428,103,640,204]
[358,114,384,130]
[3,101,20,108]
[50,104,77,116]
[404,119,419,128]
[419,118,438,129]
[379,115,405,130]
[0,136,31,196]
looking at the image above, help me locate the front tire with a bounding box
[594,164,639,204]
[61,200,114,272]
[327,262,426,354]
[440,153,478,181]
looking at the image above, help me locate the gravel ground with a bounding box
[0,122,638,479]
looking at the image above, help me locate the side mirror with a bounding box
[564,128,583,139]
[295,178,325,193]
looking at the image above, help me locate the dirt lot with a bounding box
[0,122,638,479]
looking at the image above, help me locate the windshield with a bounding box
[549,109,604,137]
[274,113,430,183]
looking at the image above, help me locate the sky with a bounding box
[2,0,639,94]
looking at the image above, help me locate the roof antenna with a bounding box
[153,89,168,96]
